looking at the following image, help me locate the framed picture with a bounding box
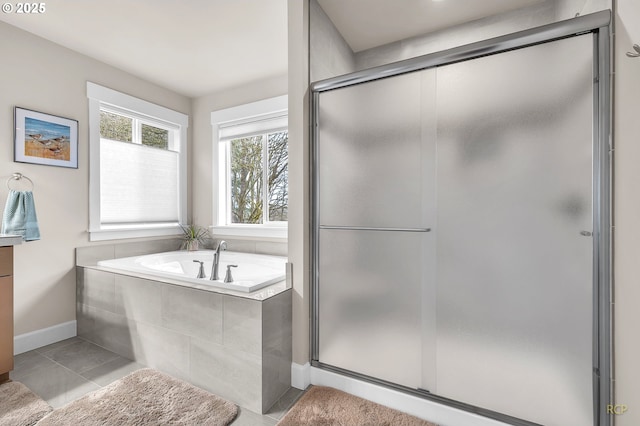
[14,107,78,169]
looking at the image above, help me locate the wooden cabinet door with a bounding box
[0,246,12,277]
[0,275,13,375]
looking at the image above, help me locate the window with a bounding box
[87,82,188,241]
[212,95,288,239]
[227,129,288,225]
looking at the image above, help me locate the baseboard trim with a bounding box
[309,366,511,426]
[14,320,77,355]
[291,362,310,390]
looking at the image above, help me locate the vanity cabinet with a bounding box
[0,246,13,383]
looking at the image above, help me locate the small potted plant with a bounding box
[180,224,209,251]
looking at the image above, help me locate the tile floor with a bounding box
[10,337,303,425]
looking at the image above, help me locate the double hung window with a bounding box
[212,95,288,239]
[88,82,188,241]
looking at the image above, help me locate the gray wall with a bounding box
[613,0,640,424]
[0,21,191,336]
[310,0,611,83]
[287,0,310,366]
[309,0,355,82]
[190,75,288,234]
[354,0,610,70]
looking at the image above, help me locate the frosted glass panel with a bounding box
[318,229,428,388]
[435,35,593,426]
[318,71,432,228]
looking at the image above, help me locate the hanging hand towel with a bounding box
[1,190,41,241]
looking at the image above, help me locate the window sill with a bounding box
[210,225,288,241]
[89,224,183,241]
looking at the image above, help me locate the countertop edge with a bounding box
[0,235,22,246]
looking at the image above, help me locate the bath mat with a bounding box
[277,385,437,426]
[0,381,52,426]
[36,368,237,426]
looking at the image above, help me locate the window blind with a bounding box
[218,113,287,142]
[100,139,179,224]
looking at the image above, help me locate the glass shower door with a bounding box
[314,31,597,426]
[434,34,594,426]
[317,70,437,389]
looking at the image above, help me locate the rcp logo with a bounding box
[606,404,628,415]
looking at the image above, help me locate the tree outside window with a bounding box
[230,131,288,224]
[100,111,170,150]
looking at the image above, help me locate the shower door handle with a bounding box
[319,225,431,233]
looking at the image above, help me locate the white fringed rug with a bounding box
[36,369,237,426]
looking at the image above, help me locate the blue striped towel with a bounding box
[1,190,41,241]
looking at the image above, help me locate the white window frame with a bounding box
[211,95,288,240]
[100,106,178,151]
[87,82,188,241]
[99,106,179,151]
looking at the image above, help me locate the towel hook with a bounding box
[7,172,34,191]
[626,44,640,58]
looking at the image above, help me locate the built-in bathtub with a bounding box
[75,241,292,414]
[97,250,286,292]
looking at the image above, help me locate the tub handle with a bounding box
[193,260,206,279]
[224,265,238,283]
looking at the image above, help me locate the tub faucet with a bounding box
[210,240,227,280]
[193,260,206,279]
[224,265,238,283]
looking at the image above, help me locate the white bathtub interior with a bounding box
[97,250,286,292]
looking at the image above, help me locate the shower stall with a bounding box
[311,12,611,426]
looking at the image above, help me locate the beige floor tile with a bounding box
[40,340,121,374]
[231,407,278,426]
[80,356,145,386]
[17,362,100,408]
[10,338,296,422]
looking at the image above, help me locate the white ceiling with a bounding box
[0,0,547,99]
[0,0,288,98]
[318,0,546,52]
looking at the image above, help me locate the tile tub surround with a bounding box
[76,267,292,414]
[76,238,183,267]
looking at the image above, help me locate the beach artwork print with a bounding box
[14,107,78,168]
[24,117,71,161]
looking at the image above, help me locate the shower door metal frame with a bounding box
[310,10,612,426]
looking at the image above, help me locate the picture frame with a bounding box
[14,107,78,169]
